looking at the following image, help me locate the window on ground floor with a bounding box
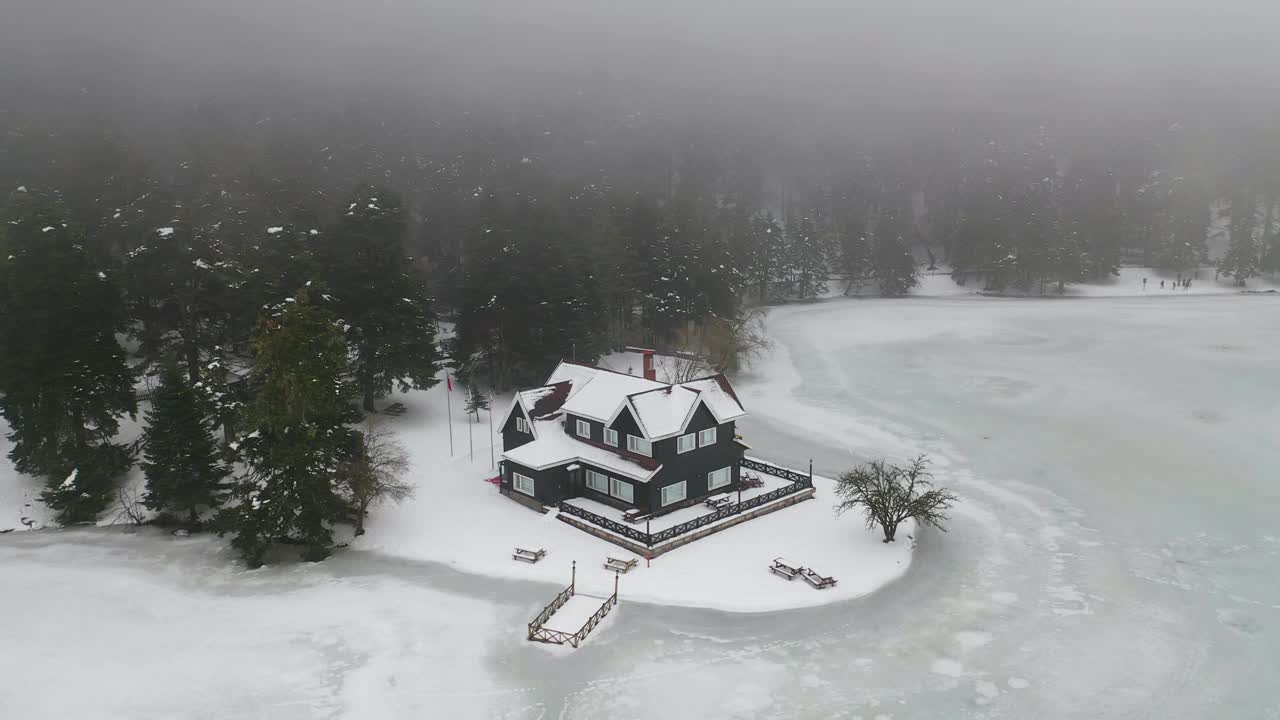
[576,419,591,438]
[698,426,717,447]
[627,434,652,457]
[610,477,634,503]
[707,466,732,490]
[586,469,609,494]
[513,472,535,496]
[676,432,696,454]
[660,480,687,506]
[604,428,619,447]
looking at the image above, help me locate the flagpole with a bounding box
[468,399,474,462]
[446,373,454,457]
[488,387,495,468]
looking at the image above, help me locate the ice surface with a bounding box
[541,593,608,634]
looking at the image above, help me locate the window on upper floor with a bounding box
[677,433,696,454]
[627,434,652,457]
[576,419,591,438]
[515,417,529,434]
[698,427,717,447]
[604,428,619,447]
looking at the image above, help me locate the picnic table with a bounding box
[740,472,764,489]
[622,508,650,524]
[769,557,803,580]
[801,567,837,589]
[705,493,733,510]
[513,547,547,564]
[604,556,639,573]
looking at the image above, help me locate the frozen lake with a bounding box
[3,294,1279,718]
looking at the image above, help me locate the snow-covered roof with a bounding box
[548,361,664,422]
[680,375,747,423]
[503,418,662,482]
[626,385,701,439]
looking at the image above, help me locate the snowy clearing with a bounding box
[360,387,913,612]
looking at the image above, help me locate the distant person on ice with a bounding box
[1143,277,1148,290]
[1160,280,1165,289]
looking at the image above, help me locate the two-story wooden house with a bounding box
[499,360,749,516]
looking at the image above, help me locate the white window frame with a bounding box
[576,419,591,438]
[676,433,696,454]
[515,416,528,433]
[610,477,634,503]
[585,469,609,494]
[698,427,717,447]
[513,472,535,497]
[707,466,731,490]
[604,428,619,447]
[660,481,687,507]
[627,434,652,457]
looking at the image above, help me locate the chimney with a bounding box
[626,346,658,381]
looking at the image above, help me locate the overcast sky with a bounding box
[4,0,1278,149]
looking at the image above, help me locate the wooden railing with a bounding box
[741,456,812,486]
[527,582,574,642]
[560,457,814,547]
[528,570,620,649]
[557,501,653,544]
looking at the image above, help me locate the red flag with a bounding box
[446,374,453,392]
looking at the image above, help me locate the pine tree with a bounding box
[0,190,137,524]
[217,290,360,566]
[1218,191,1260,285]
[316,185,439,411]
[464,385,490,422]
[1260,232,1280,275]
[784,215,831,299]
[869,212,921,296]
[140,362,229,524]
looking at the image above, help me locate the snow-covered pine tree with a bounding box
[317,185,440,412]
[1218,191,1260,285]
[464,385,490,422]
[123,215,239,383]
[217,289,360,566]
[0,190,137,524]
[869,211,920,296]
[784,215,831,299]
[141,362,229,524]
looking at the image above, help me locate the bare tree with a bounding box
[833,455,957,542]
[662,352,712,383]
[110,486,148,527]
[703,307,773,373]
[341,423,414,536]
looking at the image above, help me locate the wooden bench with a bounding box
[770,557,803,580]
[801,567,837,589]
[383,402,408,416]
[604,556,638,573]
[513,547,547,563]
[622,508,650,524]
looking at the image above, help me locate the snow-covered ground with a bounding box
[4,289,1280,718]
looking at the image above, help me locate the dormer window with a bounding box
[515,417,529,434]
[604,428,619,447]
[576,419,591,438]
[627,434,652,457]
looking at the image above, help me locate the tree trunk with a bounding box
[362,386,377,413]
[882,522,897,543]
